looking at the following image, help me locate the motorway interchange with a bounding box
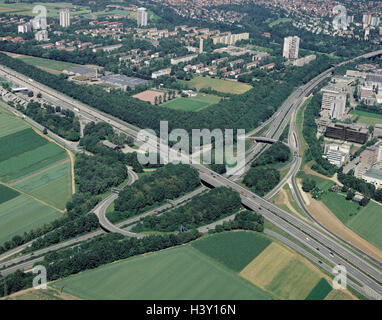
[1,50,382,300]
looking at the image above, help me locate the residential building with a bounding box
[59,9,71,28]
[137,8,148,27]
[171,54,198,65]
[211,32,249,45]
[283,36,300,59]
[151,68,171,79]
[35,30,48,42]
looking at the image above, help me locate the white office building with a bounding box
[323,143,350,167]
[283,36,300,59]
[137,8,148,27]
[60,9,71,28]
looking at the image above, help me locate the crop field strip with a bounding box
[0,142,68,182]
[347,201,382,250]
[0,193,61,244]
[191,231,271,272]
[49,231,358,300]
[192,231,343,300]
[0,107,72,244]
[0,184,20,204]
[0,128,49,162]
[0,108,29,138]
[13,161,72,210]
[305,278,333,300]
[52,245,272,300]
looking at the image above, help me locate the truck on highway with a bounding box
[73,107,80,112]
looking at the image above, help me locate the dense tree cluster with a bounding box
[302,178,317,192]
[338,170,382,203]
[209,210,265,233]
[356,102,382,115]
[252,142,291,167]
[75,154,127,195]
[16,101,80,141]
[303,94,337,177]
[132,187,241,232]
[110,164,201,222]
[243,167,280,196]
[23,213,99,253]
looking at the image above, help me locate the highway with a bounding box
[0,186,207,270]
[93,169,143,237]
[229,71,332,179]
[1,49,382,299]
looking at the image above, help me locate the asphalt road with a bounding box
[1,50,382,298]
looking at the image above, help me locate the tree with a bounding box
[346,190,355,201]
[126,136,135,147]
[360,197,370,207]
[302,178,316,192]
[27,91,34,97]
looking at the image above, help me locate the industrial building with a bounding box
[99,74,150,91]
[320,85,347,120]
[362,168,382,188]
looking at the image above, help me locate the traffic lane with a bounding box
[240,197,382,297]
[197,168,382,285]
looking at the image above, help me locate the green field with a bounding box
[0,142,67,182]
[265,258,322,300]
[0,184,19,204]
[305,278,332,300]
[191,231,271,272]
[268,18,292,27]
[0,108,29,138]
[53,245,271,300]
[320,192,360,224]
[347,201,382,250]
[184,76,252,94]
[297,171,335,191]
[0,106,72,243]
[163,94,221,111]
[351,110,382,126]
[14,161,72,210]
[0,194,61,244]
[14,55,79,73]
[0,128,48,162]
